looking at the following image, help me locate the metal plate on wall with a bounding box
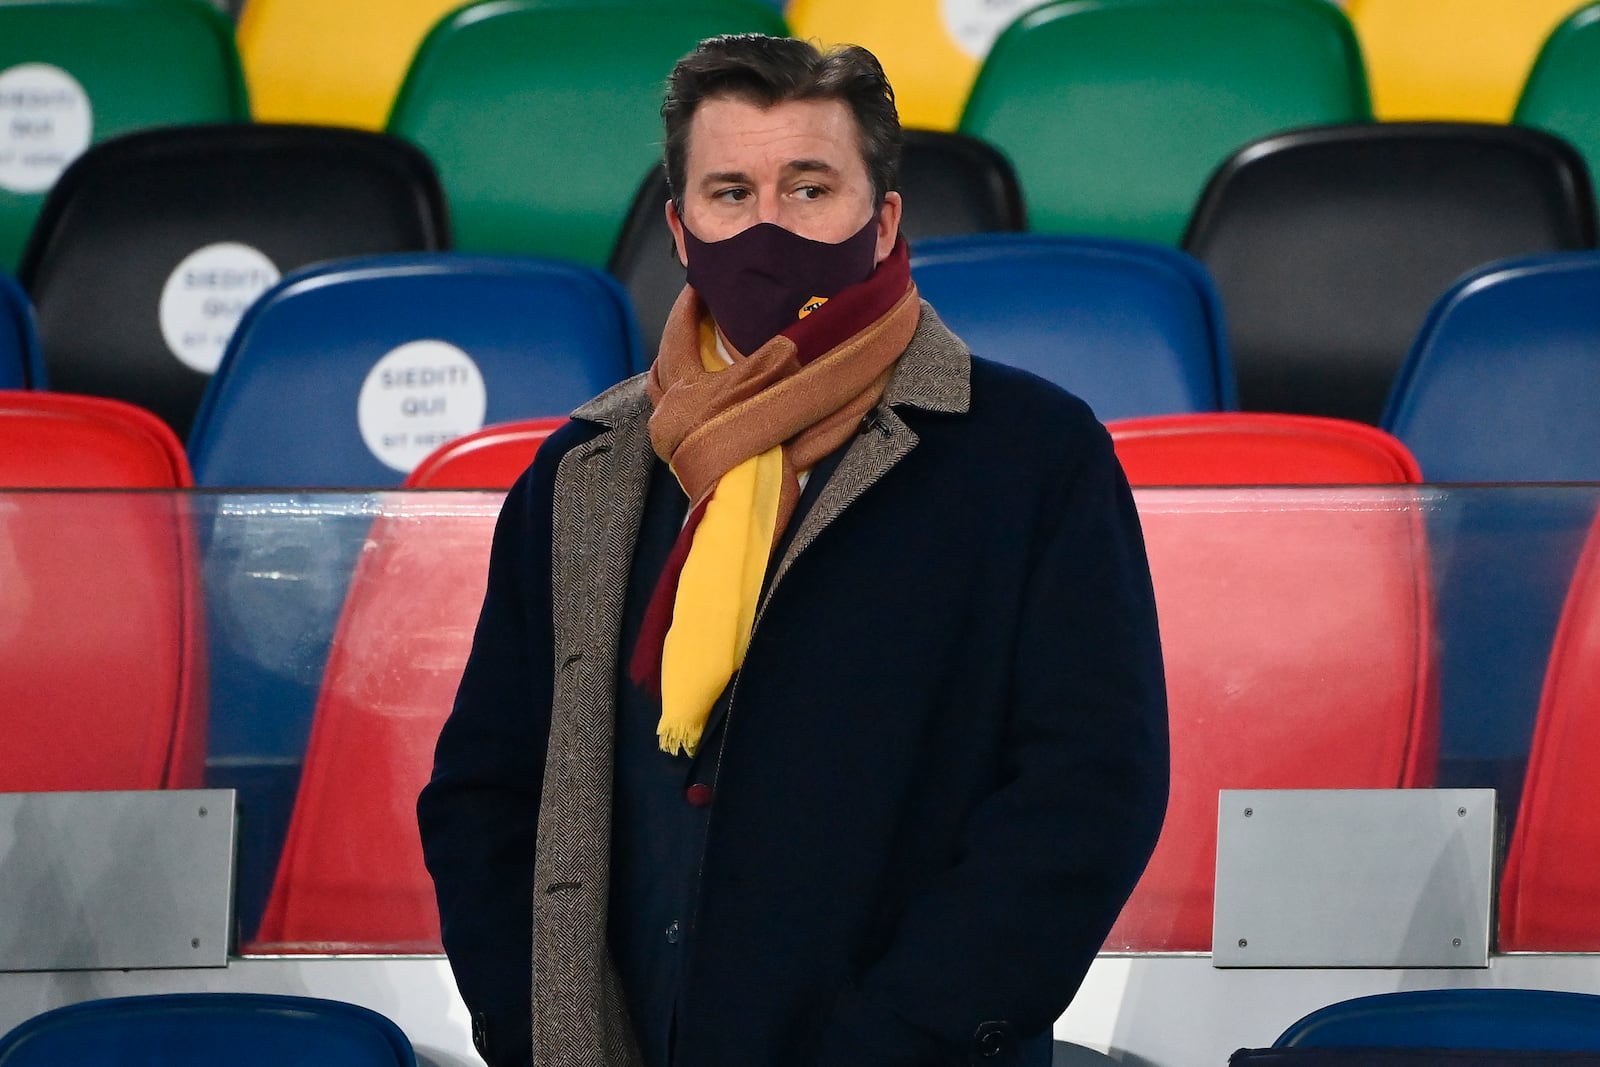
[1213,788,1494,968]
[0,789,235,971]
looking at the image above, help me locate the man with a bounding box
[419,33,1168,1067]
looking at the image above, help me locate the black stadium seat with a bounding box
[1183,121,1597,424]
[17,123,450,438]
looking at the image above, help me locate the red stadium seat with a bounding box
[1499,513,1600,951]
[246,494,501,952]
[0,391,204,790]
[402,416,566,489]
[1105,473,1435,951]
[1109,412,1422,485]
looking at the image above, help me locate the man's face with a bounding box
[666,94,902,266]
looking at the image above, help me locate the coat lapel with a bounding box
[534,377,655,1067]
[765,302,971,600]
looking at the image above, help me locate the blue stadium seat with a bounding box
[0,993,416,1067]
[185,252,639,937]
[1271,988,1600,1050]
[0,273,42,389]
[909,234,1234,420]
[1382,251,1600,807]
[188,252,640,487]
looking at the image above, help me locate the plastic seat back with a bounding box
[1383,253,1600,804]
[388,0,786,267]
[237,0,468,130]
[189,253,636,488]
[404,416,567,489]
[1109,413,1421,486]
[960,0,1369,245]
[1349,0,1592,122]
[0,993,416,1067]
[0,273,43,389]
[0,391,203,791]
[1186,123,1596,424]
[0,0,246,269]
[609,129,1025,352]
[18,124,449,440]
[1501,513,1600,951]
[1273,988,1600,1049]
[247,493,500,952]
[787,0,1022,130]
[1516,3,1600,218]
[1109,479,1434,951]
[909,233,1233,420]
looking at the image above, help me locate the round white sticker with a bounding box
[158,242,281,374]
[0,63,93,194]
[357,340,487,473]
[939,0,1039,59]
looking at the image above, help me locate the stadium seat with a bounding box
[404,416,567,489]
[1515,3,1600,217]
[908,234,1233,420]
[0,272,43,389]
[0,391,203,792]
[959,0,1369,245]
[18,124,449,440]
[0,993,417,1067]
[187,253,633,935]
[1268,988,1600,1050]
[609,129,1026,352]
[1109,413,1422,486]
[237,0,467,130]
[1185,123,1596,424]
[188,253,637,487]
[1383,252,1600,801]
[0,0,246,269]
[1106,477,1434,951]
[1347,0,1592,122]
[1500,512,1600,951]
[387,0,786,267]
[787,0,1016,130]
[246,494,500,953]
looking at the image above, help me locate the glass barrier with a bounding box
[3,484,1598,956]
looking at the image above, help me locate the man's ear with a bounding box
[666,200,689,266]
[874,191,903,265]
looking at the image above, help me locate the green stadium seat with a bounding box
[958,0,1370,245]
[1515,2,1600,218]
[0,0,246,269]
[387,0,786,267]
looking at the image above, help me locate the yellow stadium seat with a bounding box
[1346,0,1592,121]
[237,0,467,129]
[788,0,1039,130]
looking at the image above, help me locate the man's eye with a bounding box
[715,188,749,202]
[795,185,824,200]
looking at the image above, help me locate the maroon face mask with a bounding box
[681,215,880,357]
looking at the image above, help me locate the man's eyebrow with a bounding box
[700,170,752,187]
[783,159,838,177]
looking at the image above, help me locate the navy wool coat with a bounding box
[418,307,1170,1067]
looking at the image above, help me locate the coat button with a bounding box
[665,920,681,944]
[686,784,714,807]
[972,1020,1012,1060]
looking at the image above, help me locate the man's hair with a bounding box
[662,34,903,216]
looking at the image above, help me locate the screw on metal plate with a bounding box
[198,806,208,817]
[191,938,201,949]
[1243,808,1253,818]
[1453,938,1462,947]
[1457,807,1467,818]
[1238,939,1248,948]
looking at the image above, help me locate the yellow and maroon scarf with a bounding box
[628,235,919,755]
